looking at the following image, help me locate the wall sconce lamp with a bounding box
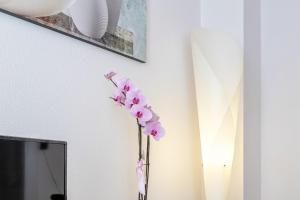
[191,29,243,200]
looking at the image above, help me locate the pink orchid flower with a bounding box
[104,70,117,80]
[136,159,146,195]
[112,90,125,106]
[125,90,147,109]
[144,121,165,141]
[131,105,152,126]
[116,78,135,93]
[145,106,160,124]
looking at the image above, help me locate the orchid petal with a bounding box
[104,69,117,80]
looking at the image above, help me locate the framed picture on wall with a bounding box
[0,0,147,63]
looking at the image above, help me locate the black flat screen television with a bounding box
[0,136,67,200]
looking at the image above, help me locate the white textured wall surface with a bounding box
[244,0,261,199]
[0,0,204,199]
[261,1,300,199]
[201,0,244,46]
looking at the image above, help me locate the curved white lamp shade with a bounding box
[0,0,75,17]
[191,29,243,200]
[68,0,109,39]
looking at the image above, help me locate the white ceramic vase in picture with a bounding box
[106,0,123,34]
[68,0,109,39]
[0,0,75,17]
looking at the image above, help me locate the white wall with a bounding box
[244,0,261,199]
[261,0,300,199]
[0,0,204,199]
[201,0,244,46]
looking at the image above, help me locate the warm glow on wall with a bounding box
[191,29,243,200]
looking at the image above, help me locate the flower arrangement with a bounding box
[105,70,165,200]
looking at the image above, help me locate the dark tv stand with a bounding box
[51,194,65,200]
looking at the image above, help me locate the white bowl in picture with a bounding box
[0,0,76,17]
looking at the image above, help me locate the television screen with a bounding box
[0,136,66,200]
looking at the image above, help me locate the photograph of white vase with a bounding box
[106,0,122,34]
[0,0,75,17]
[68,0,109,39]
[0,0,147,62]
